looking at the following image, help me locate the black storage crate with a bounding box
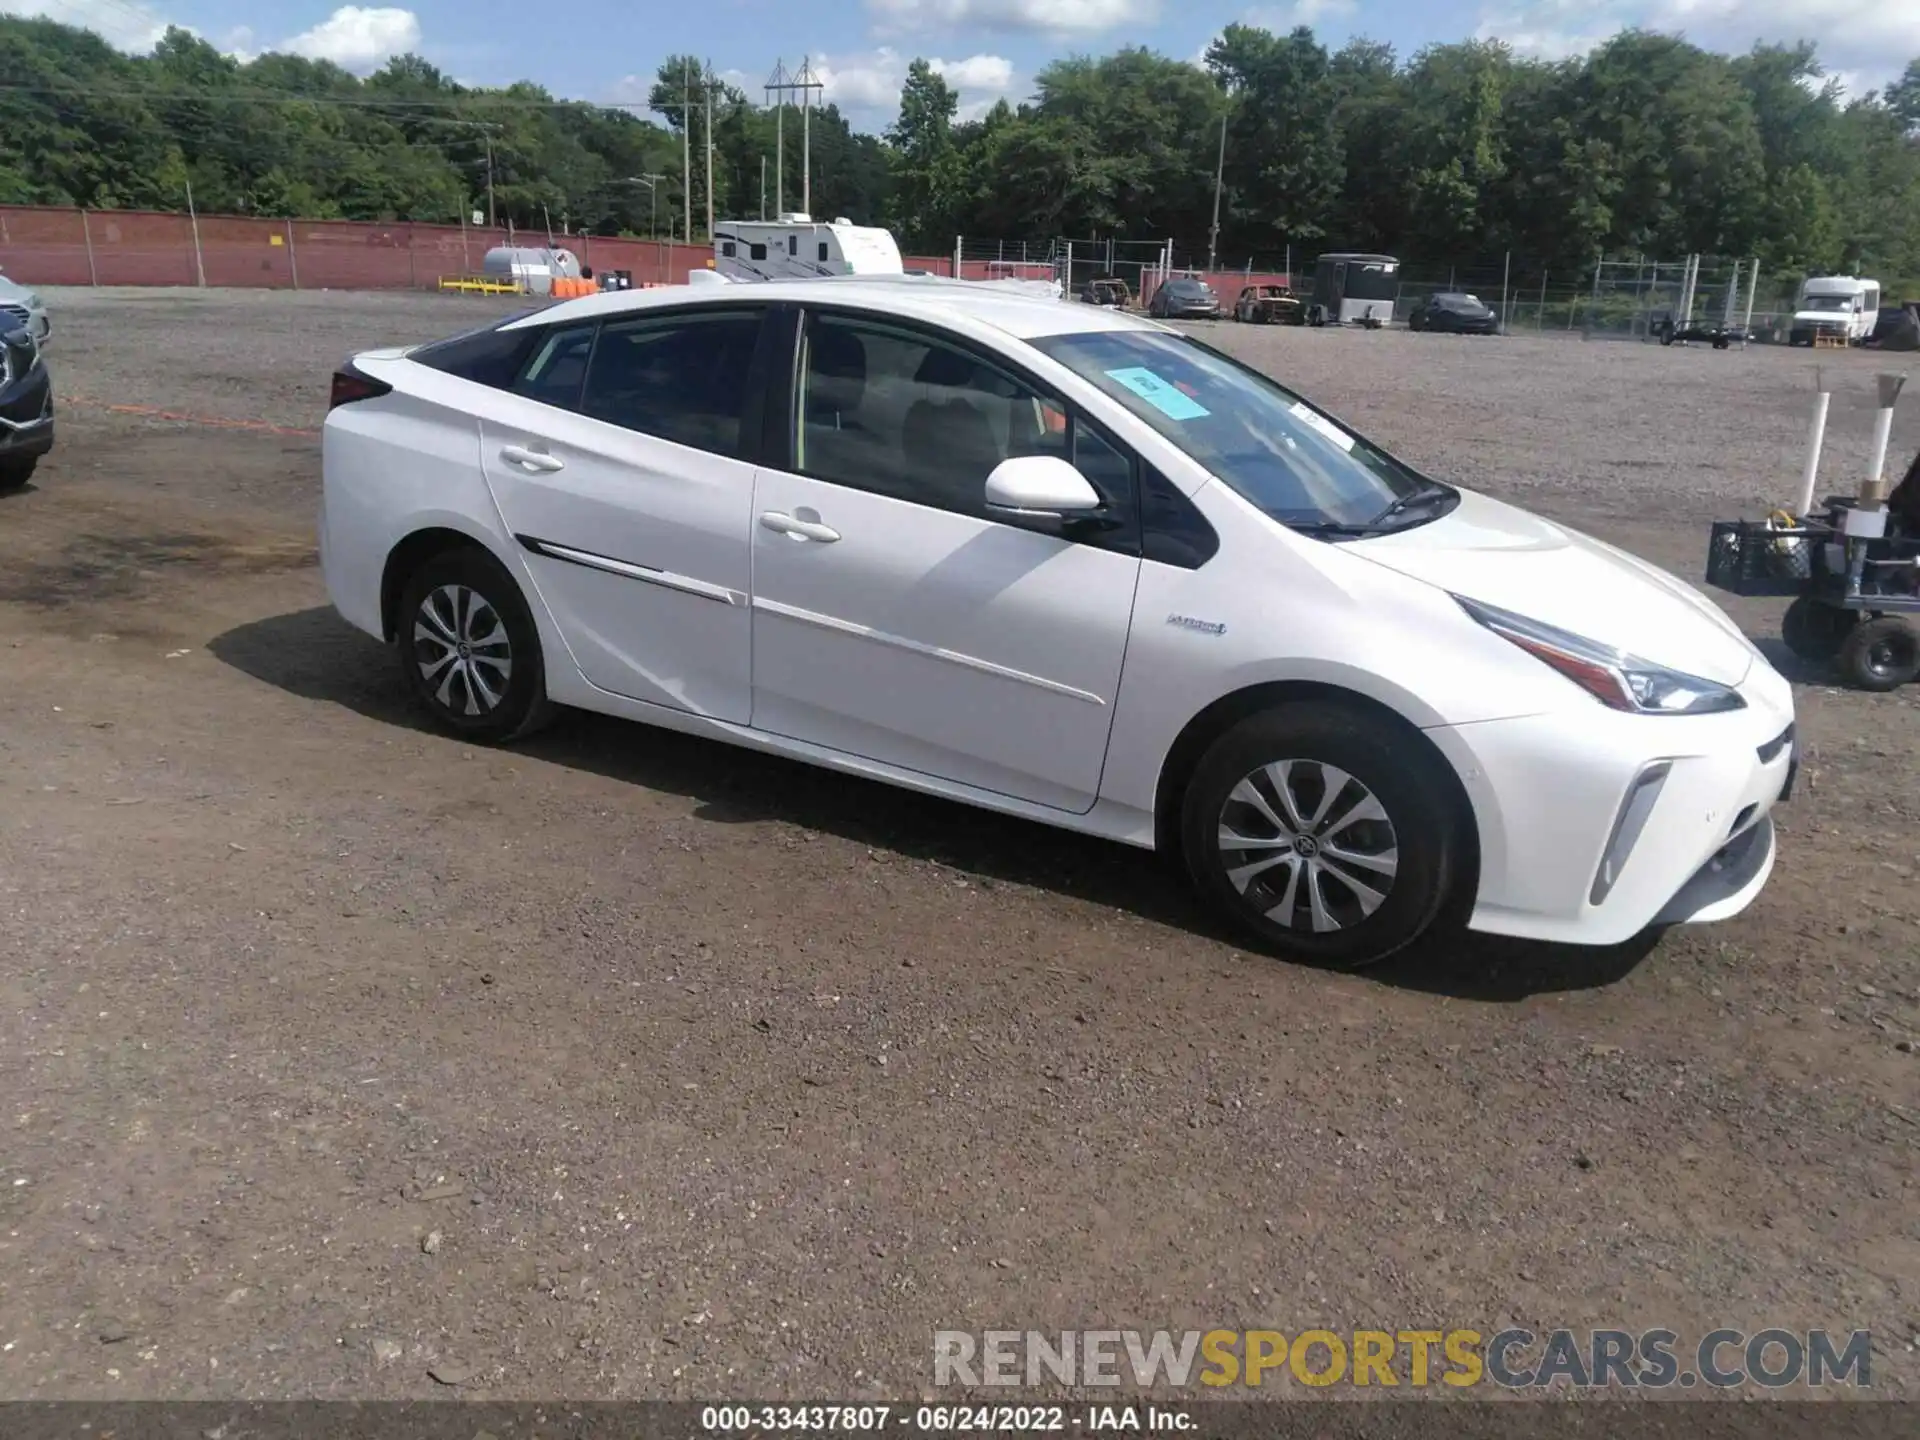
[1705,519,1827,597]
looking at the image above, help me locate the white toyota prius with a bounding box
[319,275,1796,968]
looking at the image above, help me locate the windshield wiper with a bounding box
[1369,487,1455,527]
[1287,519,1395,539]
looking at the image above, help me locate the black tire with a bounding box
[1837,615,1920,692]
[1781,594,1856,663]
[0,458,36,491]
[1180,703,1461,969]
[396,545,555,742]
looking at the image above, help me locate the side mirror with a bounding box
[984,456,1103,520]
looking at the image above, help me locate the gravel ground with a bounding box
[0,289,1916,1404]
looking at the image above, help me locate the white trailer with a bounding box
[1789,275,1881,346]
[714,214,904,281]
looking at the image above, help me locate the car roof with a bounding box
[508,273,1160,341]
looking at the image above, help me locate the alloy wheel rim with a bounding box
[415,584,512,717]
[1217,759,1399,933]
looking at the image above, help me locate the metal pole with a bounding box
[1538,270,1547,332]
[775,71,784,216]
[184,175,206,287]
[953,234,961,278]
[485,133,496,229]
[1795,367,1833,518]
[81,208,97,286]
[1741,259,1760,346]
[1863,373,1908,506]
[1206,106,1226,273]
[461,209,469,272]
[1500,251,1511,331]
[761,156,767,220]
[288,218,300,290]
[704,61,714,244]
[683,58,694,243]
[801,57,812,217]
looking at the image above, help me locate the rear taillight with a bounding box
[330,364,392,410]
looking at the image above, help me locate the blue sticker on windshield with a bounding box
[1105,366,1211,421]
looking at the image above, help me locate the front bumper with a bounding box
[0,361,54,459]
[1426,659,1797,946]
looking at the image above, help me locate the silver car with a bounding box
[0,271,50,347]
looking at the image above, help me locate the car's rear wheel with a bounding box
[397,545,554,742]
[1180,704,1460,969]
[0,458,37,491]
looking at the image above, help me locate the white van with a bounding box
[1790,276,1880,345]
[714,215,903,282]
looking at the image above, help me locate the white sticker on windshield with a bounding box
[1289,401,1356,452]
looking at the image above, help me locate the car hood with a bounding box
[1793,308,1852,324]
[1349,489,1756,686]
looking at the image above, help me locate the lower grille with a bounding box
[0,303,28,328]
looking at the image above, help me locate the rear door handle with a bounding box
[500,444,565,474]
[760,511,840,543]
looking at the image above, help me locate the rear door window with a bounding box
[510,324,597,410]
[578,308,765,458]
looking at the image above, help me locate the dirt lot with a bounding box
[1,289,1916,1403]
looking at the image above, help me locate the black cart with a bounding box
[1706,498,1920,689]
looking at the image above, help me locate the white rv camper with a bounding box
[1789,275,1880,345]
[714,214,904,281]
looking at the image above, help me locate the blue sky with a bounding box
[7,0,1917,131]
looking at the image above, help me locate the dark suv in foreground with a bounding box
[0,320,52,490]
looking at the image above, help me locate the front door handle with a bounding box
[760,511,841,543]
[500,444,565,474]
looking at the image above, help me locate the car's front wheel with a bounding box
[396,545,554,742]
[1180,704,1461,968]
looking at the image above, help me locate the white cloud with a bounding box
[0,0,168,50]
[937,53,1016,89]
[284,7,422,72]
[866,0,1159,38]
[1477,0,1920,85]
[811,46,1015,112]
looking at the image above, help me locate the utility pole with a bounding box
[483,131,496,229]
[760,156,767,219]
[704,59,715,242]
[767,58,822,218]
[766,60,789,216]
[1207,105,1227,273]
[683,57,694,243]
[800,55,815,216]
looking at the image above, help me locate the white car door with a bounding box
[748,308,1142,814]
[478,306,767,723]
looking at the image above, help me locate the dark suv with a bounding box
[1408,292,1499,334]
[0,320,52,490]
[1149,278,1221,320]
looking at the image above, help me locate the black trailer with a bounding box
[1306,253,1398,328]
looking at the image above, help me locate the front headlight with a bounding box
[1456,595,1746,715]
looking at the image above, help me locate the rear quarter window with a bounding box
[410,316,541,388]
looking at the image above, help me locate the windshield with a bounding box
[1168,281,1212,297]
[1438,294,1485,312]
[1331,261,1397,301]
[1030,329,1449,531]
[1803,295,1852,312]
